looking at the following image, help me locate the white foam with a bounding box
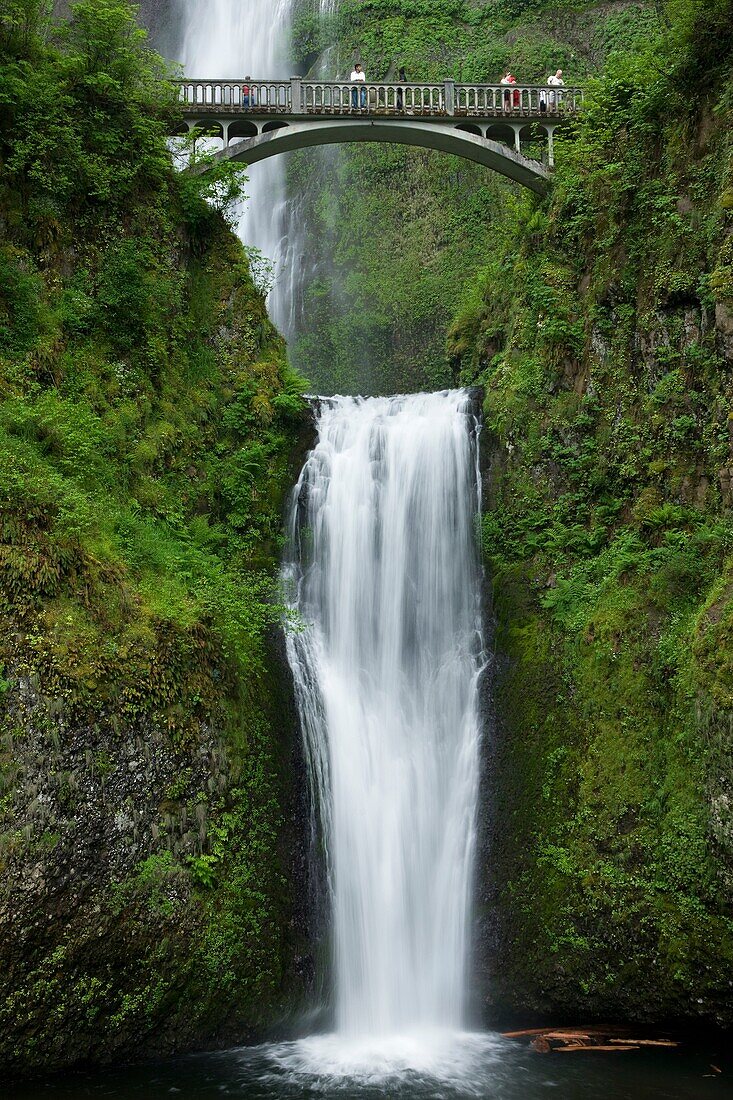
[263,1030,506,1093]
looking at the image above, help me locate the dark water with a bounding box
[10,1032,733,1100]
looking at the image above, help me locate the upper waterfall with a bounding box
[175,0,335,331]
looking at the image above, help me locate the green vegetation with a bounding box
[449,0,733,1025]
[3,0,733,1067]
[289,0,657,394]
[0,0,309,1072]
[0,0,306,719]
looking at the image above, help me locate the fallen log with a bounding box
[506,1025,681,1055]
[502,1025,629,1040]
[502,1028,557,1038]
[542,1032,593,1042]
[608,1038,679,1048]
[558,1044,640,1053]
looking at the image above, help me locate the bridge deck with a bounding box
[178,79,582,121]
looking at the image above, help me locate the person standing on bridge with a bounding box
[242,77,251,108]
[501,70,518,112]
[396,66,407,111]
[351,62,367,109]
[547,69,564,108]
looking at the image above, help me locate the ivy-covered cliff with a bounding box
[450,0,733,1029]
[0,0,310,1074]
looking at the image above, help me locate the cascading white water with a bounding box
[176,0,336,330]
[284,390,485,1064]
[177,0,292,325]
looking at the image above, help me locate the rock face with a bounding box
[137,0,180,56]
[0,386,319,1074]
[470,356,733,1031]
[0,646,313,1073]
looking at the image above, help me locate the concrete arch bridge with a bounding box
[176,78,583,195]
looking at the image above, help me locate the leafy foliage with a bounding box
[289,0,656,393]
[0,0,309,1069]
[449,0,733,1024]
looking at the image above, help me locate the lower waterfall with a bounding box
[283,390,486,1072]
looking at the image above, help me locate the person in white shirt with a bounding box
[547,68,564,108]
[351,62,367,109]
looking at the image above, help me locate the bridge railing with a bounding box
[177,80,583,117]
[179,80,291,110]
[302,81,446,113]
[457,85,583,114]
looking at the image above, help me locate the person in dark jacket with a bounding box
[396,66,407,110]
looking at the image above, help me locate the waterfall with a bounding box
[175,0,335,331]
[284,390,485,1058]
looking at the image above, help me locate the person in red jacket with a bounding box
[501,70,518,111]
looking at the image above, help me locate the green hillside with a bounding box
[449,0,733,1025]
[0,0,309,1071]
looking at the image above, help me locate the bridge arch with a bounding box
[186,118,552,194]
[228,119,259,140]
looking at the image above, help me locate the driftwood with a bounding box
[502,1026,681,1055]
[558,1044,640,1053]
[609,1038,678,1048]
